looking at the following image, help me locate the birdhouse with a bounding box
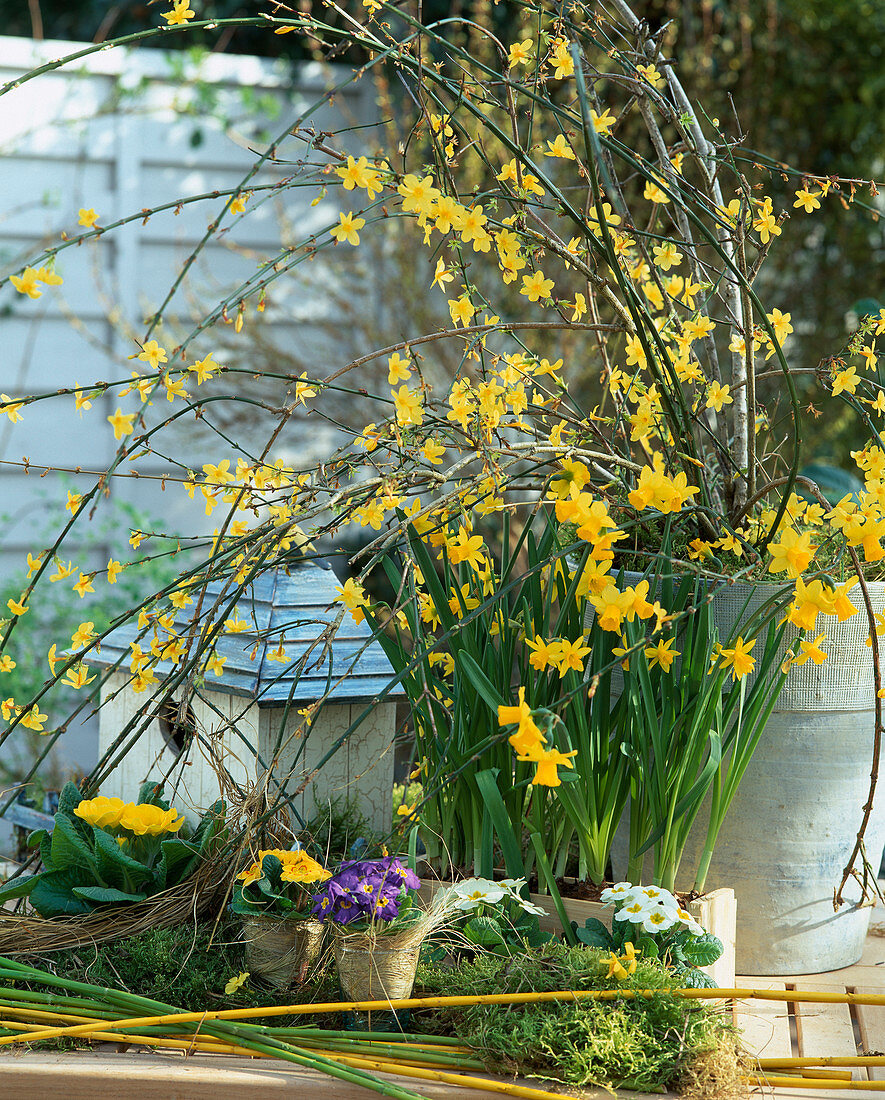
[93,562,404,835]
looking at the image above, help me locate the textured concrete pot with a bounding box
[612,576,885,975]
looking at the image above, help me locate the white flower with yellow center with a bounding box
[448,877,508,910]
[640,907,680,934]
[600,881,639,905]
[613,900,653,924]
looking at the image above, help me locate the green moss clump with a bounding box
[415,944,746,1097]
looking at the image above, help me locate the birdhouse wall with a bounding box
[98,673,396,835]
[258,702,395,836]
[97,671,255,820]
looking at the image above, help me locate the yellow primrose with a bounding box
[118,802,185,836]
[74,796,127,830]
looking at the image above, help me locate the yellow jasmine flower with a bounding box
[107,407,136,439]
[138,340,168,369]
[35,266,63,286]
[387,352,412,384]
[591,107,616,133]
[793,188,821,212]
[331,212,365,246]
[393,385,424,426]
[335,577,368,624]
[507,39,533,68]
[207,652,226,676]
[544,134,575,159]
[161,0,195,25]
[61,664,97,689]
[21,706,49,732]
[525,635,563,671]
[295,373,317,405]
[520,270,554,303]
[706,382,733,412]
[73,573,95,598]
[9,268,41,298]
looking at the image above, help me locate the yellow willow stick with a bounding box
[297,1051,475,1072]
[759,1056,885,1068]
[797,1070,855,1081]
[11,985,885,1048]
[1,1006,479,1070]
[745,1076,885,1090]
[0,1008,479,1070]
[306,1050,584,1100]
[0,1017,255,1057]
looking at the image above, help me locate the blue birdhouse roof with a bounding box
[94,562,406,707]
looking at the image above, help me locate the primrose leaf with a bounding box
[72,885,149,905]
[681,933,723,966]
[29,870,96,917]
[56,781,83,819]
[157,836,200,890]
[0,873,40,902]
[93,828,155,889]
[636,935,660,959]
[136,781,169,810]
[260,853,284,891]
[675,964,718,989]
[575,917,613,950]
[463,915,507,948]
[49,814,96,874]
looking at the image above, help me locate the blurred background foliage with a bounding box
[7,0,883,468]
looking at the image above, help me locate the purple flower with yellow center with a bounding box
[311,856,420,925]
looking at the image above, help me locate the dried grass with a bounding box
[0,851,228,957]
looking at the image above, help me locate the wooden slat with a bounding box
[689,888,736,990]
[735,979,793,1063]
[793,987,864,1080]
[855,985,885,1082]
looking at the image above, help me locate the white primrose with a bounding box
[636,885,678,907]
[600,881,641,905]
[612,899,654,923]
[640,906,681,934]
[673,905,705,935]
[447,877,509,910]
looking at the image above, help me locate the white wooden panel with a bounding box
[0,72,117,154]
[97,671,260,820]
[795,998,863,1078]
[347,700,396,834]
[0,35,374,785]
[0,316,117,389]
[261,702,395,836]
[1,237,120,317]
[0,397,117,468]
